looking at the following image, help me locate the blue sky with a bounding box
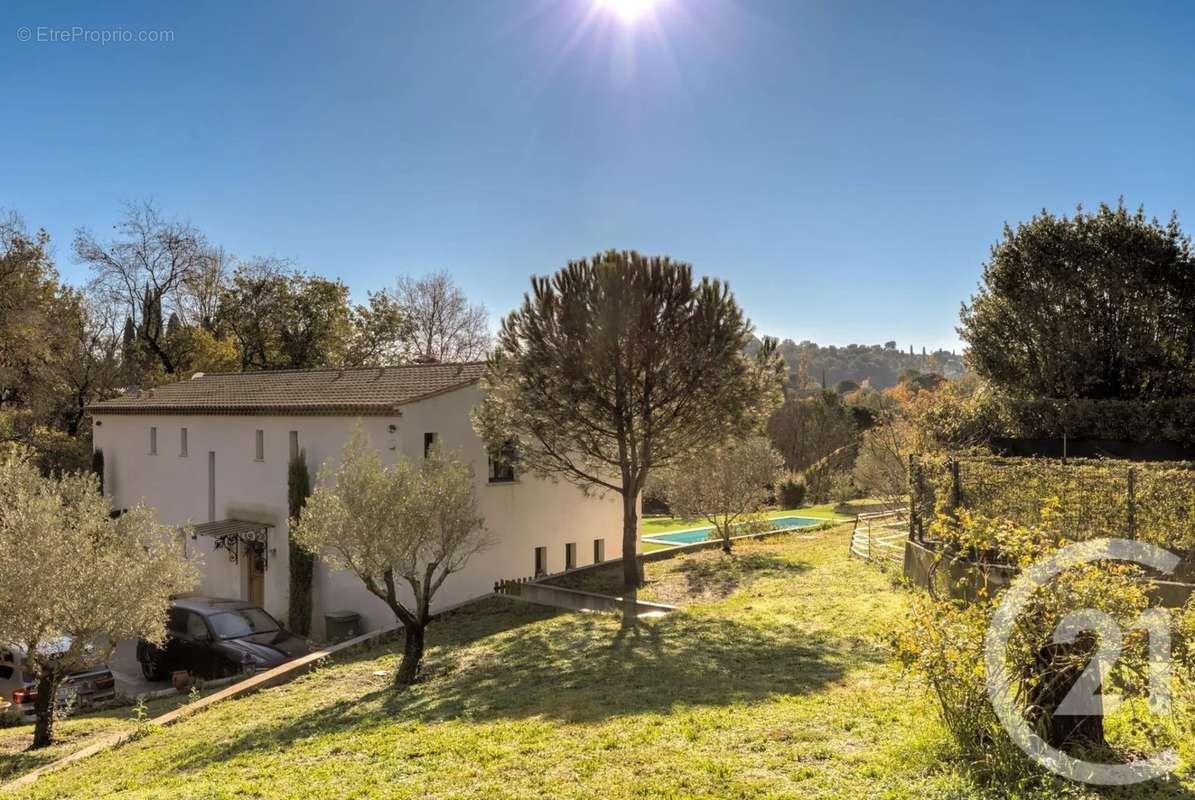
[4,1,1195,351]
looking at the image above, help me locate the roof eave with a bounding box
[85,404,407,417]
[83,375,483,417]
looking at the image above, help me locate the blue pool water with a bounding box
[642,516,823,546]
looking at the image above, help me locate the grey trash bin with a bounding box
[324,610,362,643]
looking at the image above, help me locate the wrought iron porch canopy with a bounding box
[188,519,272,565]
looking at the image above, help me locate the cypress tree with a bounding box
[287,450,315,636]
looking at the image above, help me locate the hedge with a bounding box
[919,395,1195,448]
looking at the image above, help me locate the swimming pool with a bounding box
[642,516,824,546]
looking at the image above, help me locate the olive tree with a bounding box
[658,436,784,553]
[291,429,488,685]
[474,251,784,620]
[0,447,198,749]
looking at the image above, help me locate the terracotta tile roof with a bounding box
[87,362,486,416]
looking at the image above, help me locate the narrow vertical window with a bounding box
[565,542,577,570]
[180,427,188,457]
[289,431,299,461]
[207,452,216,522]
[534,546,547,577]
[149,426,157,455]
[593,539,605,563]
[255,430,264,461]
[423,432,438,458]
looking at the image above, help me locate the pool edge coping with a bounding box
[641,515,843,544]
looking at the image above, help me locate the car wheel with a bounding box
[140,651,167,682]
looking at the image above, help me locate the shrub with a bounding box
[828,472,858,503]
[896,505,1182,781]
[642,471,671,516]
[777,475,806,508]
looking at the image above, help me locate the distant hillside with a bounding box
[753,339,966,390]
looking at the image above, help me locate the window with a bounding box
[593,538,605,563]
[0,648,16,680]
[488,441,517,483]
[167,607,189,635]
[180,427,188,457]
[209,608,280,639]
[534,546,547,577]
[565,542,577,570]
[184,613,211,641]
[149,426,157,455]
[423,432,438,458]
[289,431,299,461]
[255,429,264,461]
[208,452,216,522]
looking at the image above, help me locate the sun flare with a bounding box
[596,0,658,25]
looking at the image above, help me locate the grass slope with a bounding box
[1,692,203,784]
[13,527,1190,798]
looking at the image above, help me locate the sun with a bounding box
[595,0,658,25]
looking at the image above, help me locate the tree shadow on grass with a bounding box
[664,552,811,604]
[544,549,813,606]
[163,597,890,776]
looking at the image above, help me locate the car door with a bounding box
[178,611,216,677]
[163,610,212,677]
[157,607,190,673]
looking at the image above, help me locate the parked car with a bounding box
[137,598,311,681]
[0,640,117,721]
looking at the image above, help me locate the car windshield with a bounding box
[207,608,280,639]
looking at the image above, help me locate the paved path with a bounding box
[109,640,169,698]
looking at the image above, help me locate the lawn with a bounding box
[0,690,203,784]
[11,525,1191,799]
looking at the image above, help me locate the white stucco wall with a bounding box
[92,384,629,639]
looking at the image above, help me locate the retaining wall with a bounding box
[903,539,1195,608]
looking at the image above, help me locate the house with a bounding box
[88,362,626,640]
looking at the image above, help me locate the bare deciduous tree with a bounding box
[75,201,212,375]
[852,412,914,511]
[182,246,232,332]
[392,271,490,362]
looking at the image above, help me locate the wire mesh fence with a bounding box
[909,454,1195,552]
